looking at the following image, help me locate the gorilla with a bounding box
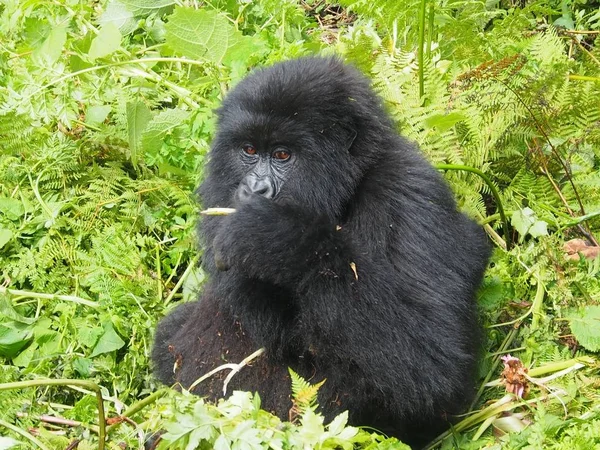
[152,56,491,448]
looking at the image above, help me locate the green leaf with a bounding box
[99,1,137,35]
[87,105,112,127]
[33,26,67,65]
[511,207,535,240]
[126,101,153,165]
[477,276,505,310]
[165,7,242,64]
[424,112,466,132]
[77,324,103,348]
[88,23,122,61]
[0,321,33,358]
[0,228,13,249]
[141,109,190,158]
[0,198,24,220]
[327,411,349,436]
[121,0,175,16]
[528,220,548,238]
[90,322,126,357]
[568,306,600,352]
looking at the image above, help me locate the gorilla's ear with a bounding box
[329,121,358,154]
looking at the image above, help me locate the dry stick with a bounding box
[200,207,237,216]
[222,348,266,395]
[188,348,266,394]
[39,415,81,427]
[0,379,106,450]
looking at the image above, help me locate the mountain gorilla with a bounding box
[152,56,491,447]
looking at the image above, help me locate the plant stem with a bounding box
[164,254,201,306]
[436,163,511,249]
[418,0,427,100]
[0,379,106,450]
[0,287,98,308]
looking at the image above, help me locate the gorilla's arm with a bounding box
[211,195,355,287]
[211,161,489,415]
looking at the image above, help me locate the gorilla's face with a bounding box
[202,57,391,221]
[211,111,359,219]
[235,143,295,203]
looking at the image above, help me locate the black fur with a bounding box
[152,57,491,448]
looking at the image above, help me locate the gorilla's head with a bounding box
[201,57,394,220]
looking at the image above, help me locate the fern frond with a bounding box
[289,368,326,414]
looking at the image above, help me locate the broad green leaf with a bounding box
[90,322,126,357]
[511,207,535,239]
[424,112,466,132]
[0,321,33,358]
[99,1,137,35]
[126,101,153,165]
[77,324,103,348]
[0,228,12,249]
[165,7,242,64]
[23,17,52,48]
[568,306,600,352]
[327,411,349,436]
[12,342,36,367]
[73,357,93,377]
[33,26,66,65]
[0,297,35,325]
[87,105,111,127]
[477,276,505,310]
[141,109,190,158]
[0,198,24,220]
[88,23,122,61]
[528,220,548,238]
[122,0,175,16]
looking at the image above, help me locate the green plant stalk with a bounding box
[426,395,515,449]
[470,327,519,410]
[0,379,106,450]
[31,58,212,106]
[569,74,600,82]
[435,164,511,249]
[106,389,169,434]
[426,1,435,60]
[562,209,600,227]
[164,254,200,306]
[530,275,545,332]
[0,417,51,450]
[0,287,98,308]
[156,245,163,302]
[418,0,427,100]
[528,357,594,378]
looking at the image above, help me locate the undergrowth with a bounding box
[1,0,599,449]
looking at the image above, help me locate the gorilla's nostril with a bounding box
[252,179,275,198]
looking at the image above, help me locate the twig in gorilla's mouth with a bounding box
[200,208,237,216]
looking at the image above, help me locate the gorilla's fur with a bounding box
[152,57,491,447]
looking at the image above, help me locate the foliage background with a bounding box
[1,0,600,448]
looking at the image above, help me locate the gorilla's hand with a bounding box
[212,195,350,286]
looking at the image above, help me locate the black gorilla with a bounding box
[152,56,491,448]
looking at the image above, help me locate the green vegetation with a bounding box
[1,0,599,448]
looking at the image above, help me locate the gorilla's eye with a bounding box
[242,144,257,156]
[273,150,291,161]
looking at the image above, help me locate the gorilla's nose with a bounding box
[237,177,275,203]
[248,177,275,199]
